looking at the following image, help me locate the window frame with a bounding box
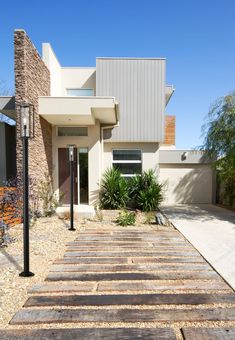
[56,126,88,137]
[66,88,95,96]
[112,149,142,178]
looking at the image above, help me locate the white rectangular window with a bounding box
[57,127,88,136]
[66,88,94,96]
[112,149,142,177]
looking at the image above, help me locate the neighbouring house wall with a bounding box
[102,142,160,175]
[96,58,166,143]
[5,124,16,181]
[52,123,101,205]
[159,164,213,204]
[0,123,16,185]
[0,123,6,185]
[14,30,52,189]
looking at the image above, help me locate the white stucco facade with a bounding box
[39,43,213,206]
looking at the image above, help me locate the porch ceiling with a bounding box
[39,96,119,126]
[0,96,15,120]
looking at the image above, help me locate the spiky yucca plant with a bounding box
[99,168,129,209]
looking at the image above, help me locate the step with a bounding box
[98,280,230,292]
[181,328,235,339]
[64,251,200,257]
[24,293,235,307]
[0,328,176,340]
[54,256,204,264]
[46,271,219,281]
[49,263,211,273]
[28,279,230,294]
[10,307,235,325]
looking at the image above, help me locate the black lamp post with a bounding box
[68,144,76,231]
[18,103,35,277]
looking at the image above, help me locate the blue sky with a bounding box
[1,0,235,148]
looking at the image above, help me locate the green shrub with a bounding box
[99,168,129,209]
[116,210,136,226]
[128,170,163,211]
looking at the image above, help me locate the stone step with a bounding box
[10,307,235,325]
[64,251,200,257]
[24,293,235,307]
[181,328,235,339]
[49,263,212,273]
[0,328,176,340]
[46,271,219,281]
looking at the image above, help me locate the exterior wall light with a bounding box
[17,102,35,277]
[67,144,76,231]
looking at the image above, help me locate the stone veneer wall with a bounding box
[14,30,52,187]
[164,115,176,146]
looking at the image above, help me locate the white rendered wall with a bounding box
[61,68,96,96]
[42,43,96,97]
[52,123,101,206]
[159,164,213,204]
[42,43,62,96]
[102,142,160,176]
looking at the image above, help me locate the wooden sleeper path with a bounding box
[3,226,235,339]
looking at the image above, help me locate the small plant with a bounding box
[95,205,103,222]
[100,168,129,209]
[116,210,136,226]
[37,173,62,217]
[144,211,155,224]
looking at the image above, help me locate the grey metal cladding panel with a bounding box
[96,58,165,142]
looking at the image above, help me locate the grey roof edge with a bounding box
[159,149,213,164]
[96,57,166,60]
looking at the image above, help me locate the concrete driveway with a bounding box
[161,204,235,290]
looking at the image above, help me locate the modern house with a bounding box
[0,30,214,211]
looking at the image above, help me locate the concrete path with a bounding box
[1,223,235,339]
[161,204,235,290]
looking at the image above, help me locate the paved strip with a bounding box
[181,327,235,339]
[0,328,176,340]
[24,293,235,307]
[10,307,235,325]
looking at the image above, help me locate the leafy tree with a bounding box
[202,92,235,206]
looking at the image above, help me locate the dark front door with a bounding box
[58,148,78,204]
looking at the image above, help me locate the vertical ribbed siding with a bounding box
[96,58,166,142]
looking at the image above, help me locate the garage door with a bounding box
[159,164,213,204]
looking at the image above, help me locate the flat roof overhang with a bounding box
[165,85,174,106]
[39,96,119,126]
[0,96,15,120]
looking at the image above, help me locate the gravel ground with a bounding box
[0,215,80,327]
